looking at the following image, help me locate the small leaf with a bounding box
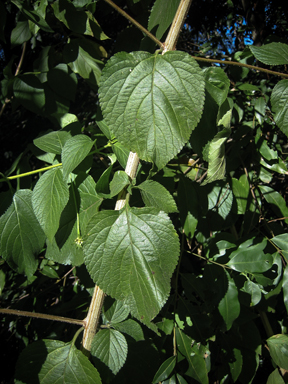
[242,280,262,306]
[34,130,71,155]
[95,165,113,198]
[229,348,243,382]
[177,177,198,239]
[283,265,288,314]
[84,206,180,326]
[99,50,205,169]
[113,319,144,342]
[14,339,101,384]
[32,168,69,242]
[152,356,176,384]
[232,177,249,214]
[148,0,180,40]
[203,67,230,106]
[136,180,178,213]
[91,329,127,375]
[103,298,130,324]
[62,135,94,180]
[267,334,288,370]
[218,271,240,330]
[112,141,130,169]
[0,190,45,277]
[109,171,130,198]
[175,328,208,384]
[271,79,288,136]
[227,240,273,273]
[259,185,288,225]
[250,43,288,65]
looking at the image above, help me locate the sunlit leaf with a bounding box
[91,329,127,375]
[136,180,177,213]
[99,50,205,169]
[84,206,179,327]
[148,0,180,40]
[267,334,288,370]
[34,131,71,155]
[250,43,288,65]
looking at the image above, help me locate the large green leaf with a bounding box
[148,0,180,40]
[0,190,45,277]
[250,43,288,65]
[267,334,288,370]
[62,135,94,180]
[271,79,288,136]
[99,51,205,169]
[14,339,101,384]
[136,180,178,213]
[34,131,71,155]
[227,240,273,273]
[218,271,240,330]
[84,206,180,326]
[259,185,288,224]
[32,168,69,242]
[175,328,208,384]
[11,20,31,46]
[152,356,176,384]
[91,329,127,375]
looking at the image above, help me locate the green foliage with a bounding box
[1,0,288,383]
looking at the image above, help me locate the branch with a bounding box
[103,0,164,49]
[0,308,85,326]
[191,55,288,79]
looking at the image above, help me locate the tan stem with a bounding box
[81,0,192,355]
[0,308,85,326]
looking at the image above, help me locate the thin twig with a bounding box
[0,308,85,326]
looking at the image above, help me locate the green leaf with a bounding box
[64,39,104,88]
[259,185,288,225]
[91,329,127,375]
[177,178,198,239]
[218,271,240,330]
[113,319,144,342]
[34,131,71,155]
[207,182,233,220]
[267,334,288,370]
[95,165,113,198]
[32,168,69,242]
[111,141,130,169]
[271,79,288,136]
[202,128,230,185]
[62,135,94,180]
[242,280,262,306]
[267,368,285,384]
[229,348,243,382]
[175,328,208,384]
[14,339,101,384]
[47,63,77,102]
[84,206,180,326]
[103,298,130,324]
[11,0,53,33]
[0,190,45,277]
[227,240,273,273]
[250,43,288,65]
[109,171,130,198]
[136,180,178,213]
[232,177,249,214]
[176,374,189,384]
[11,20,32,46]
[148,0,180,40]
[152,356,176,384]
[283,265,288,314]
[99,51,205,169]
[13,75,45,114]
[203,67,230,106]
